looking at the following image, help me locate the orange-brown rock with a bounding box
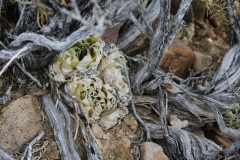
[0,95,43,154]
[193,51,212,72]
[160,39,195,79]
[91,114,139,160]
[140,142,168,160]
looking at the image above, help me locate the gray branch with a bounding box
[131,0,192,93]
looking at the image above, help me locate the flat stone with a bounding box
[92,121,134,160]
[101,25,121,45]
[170,114,189,129]
[193,51,212,72]
[160,39,195,79]
[206,39,229,58]
[140,142,168,160]
[0,95,43,154]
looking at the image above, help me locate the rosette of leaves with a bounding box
[98,44,130,106]
[65,76,119,122]
[176,23,194,43]
[49,35,104,82]
[223,104,240,129]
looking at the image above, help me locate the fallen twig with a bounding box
[54,96,81,160]
[0,149,15,160]
[0,46,28,76]
[123,62,151,141]
[21,131,45,160]
[41,95,73,160]
[15,61,43,88]
[0,84,13,105]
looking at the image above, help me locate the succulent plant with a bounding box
[65,76,118,122]
[50,35,130,129]
[176,23,194,43]
[98,44,129,106]
[49,35,104,82]
[223,104,240,128]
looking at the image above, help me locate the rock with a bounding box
[193,51,212,72]
[140,142,168,160]
[160,38,195,79]
[42,141,60,159]
[123,114,138,131]
[193,129,205,138]
[206,39,229,58]
[91,123,134,160]
[204,130,233,147]
[101,25,121,45]
[0,95,42,154]
[91,123,105,139]
[170,115,189,129]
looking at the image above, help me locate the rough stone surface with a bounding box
[160,39,195,79]
[42,141,60,159]
[92,114,139,160]
[123,114,138,131]
[101,25,120,45]
[206,39,229,58]
[193,51,213,72]
[140,142,169,160]
[0,95,42,154]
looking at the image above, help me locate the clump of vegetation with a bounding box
[10,0,54,27]
[201,0,230,26]
[176,23,194,43]
[223,104,240,129]
[49,35,129,130]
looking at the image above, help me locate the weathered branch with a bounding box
[116,0,161,51]
[0,46,28,76]
[10,28,95,51]
[131,0,192,94]
[21,131,45,160]
[123,62,151,141]
[55,97,81,160]
[226,0,240,42]
[0,149,15,160]
[211,44,240,94]
[41,95,73,160]
[15,61,43,88]
[59,92,102,160]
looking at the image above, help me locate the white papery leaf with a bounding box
[99,107,128,130]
